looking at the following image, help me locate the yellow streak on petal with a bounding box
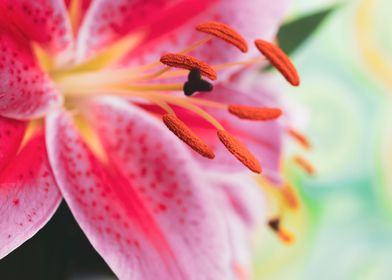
[66,32,145,73]
[74,115,108,163]
[31,42,53,72]
[69,0,81,35]
[19,119,42,152]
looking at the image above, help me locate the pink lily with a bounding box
[0,0,295,279]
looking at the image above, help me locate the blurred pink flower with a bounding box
[0,0,294,279]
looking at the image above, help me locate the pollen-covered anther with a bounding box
[287,128,311,149]
[196,21,248,53]
[293,155,315,175]
[160,53,217,80]
[162,114,215,159]
[254,39,300,86]
[217,130,261,173]
[228,105,282,121]
[281,183,300,210]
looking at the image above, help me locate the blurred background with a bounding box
[254,0,392,279]
[1,0,391,279]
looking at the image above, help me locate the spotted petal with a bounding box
[0,132,61,259]
[0,30,62,119]
[76,0,215,60]
[0,116,27,171]
[45,98,231,280]
[0,0,73,55]
[76,0,288,70]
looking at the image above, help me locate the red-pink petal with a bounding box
[46,100,231,279]
[0,132,61,259]
[0,30,62,119]
[0,0,73,56]
[76,0,215,60]
[0,116,27,171]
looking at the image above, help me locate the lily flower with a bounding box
[0,0,305,279]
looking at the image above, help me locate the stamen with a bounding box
[157,58,262,80]
[268,217,295,244]
[254,39,300,86]
[293,155,315,175]
[281,183,299,210]
[160,53,217,80]
[268,218,280,231]
[228,105,282,121]
[278,228,295,244]
[217,130,262,173]
[196,21,248,53]
[287,128,311,149]
[162,114,215,159]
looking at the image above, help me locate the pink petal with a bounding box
[0,131,61,259]
[76,0,215,60]
[225,209,254,280]
[178,75,283,181]
[0,0,73,56]
[0,116,27,171]
[126,0,289,69]
[209,172,266,228]
[213,182,261,280]
[0,30,62,119]
[46,99,231,280]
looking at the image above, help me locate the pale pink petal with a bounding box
[0,116,27,171]
[209,172,266,228]
[225,209,254,280]
[0,30,62,119]
[76,0,215,60]
[213,182,261,280]
[46,99,231,280]
[0,0,73,55]
[0,131,61,259]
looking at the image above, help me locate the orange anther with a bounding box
[268,217,295,245]
[160,53,217,80]
[255,39,300,86]
[281,183,300,210]
[287,128,311,149]
[278,228,295,244]
[196,21,248,53]
[293,155,315,175]
[163,114,215,159]
[228,105,282,121]
[217,130,261,173]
